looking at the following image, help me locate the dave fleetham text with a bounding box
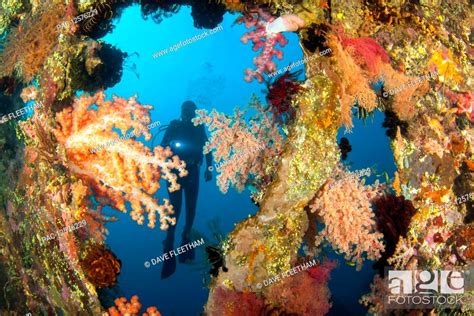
[147,238,205,267]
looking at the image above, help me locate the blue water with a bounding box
[100,5,395,315]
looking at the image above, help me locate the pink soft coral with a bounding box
[265,262,334,315]
[445,90,473,122]
[311,168,385,270]
[53,92,187,230]
[205,286,264,316]
[192,95,283,194]
[237,9,288,82]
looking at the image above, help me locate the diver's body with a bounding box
[160,101,212,279]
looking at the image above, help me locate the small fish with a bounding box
[345,261,356,267]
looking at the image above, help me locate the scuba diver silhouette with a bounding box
[160,100,212,279]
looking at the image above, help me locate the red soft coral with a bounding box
[266,71,302,124]
[205,286,264,316]
[340,35,391,75]
[265,262,334,315]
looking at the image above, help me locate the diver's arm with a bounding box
[161,120,178,147]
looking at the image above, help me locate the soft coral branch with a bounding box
[311,167,385,270]
[193,95,283,195]
[53,92,187,230]
[237,9,288,82]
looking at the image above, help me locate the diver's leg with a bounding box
[164,187,182,248]
[161,185,182,279]
[179,165,199,263]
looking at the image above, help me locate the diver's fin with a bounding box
[161,257,176,279]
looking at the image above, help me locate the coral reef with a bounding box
[205,286,265,315]
[0,4,65,82]
[0,0,472,315]
[264,261,334,315]
[53,92,188,229]
[204,73,340,308]
[206,260,336,315]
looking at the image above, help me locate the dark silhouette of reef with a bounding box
[79,0,227,39]
[140,0,226,29]
[0,91,14,115]
[382,110,409,139]
[338,137,352,161]
[453,161,474,224]
[301,23,332,54]
[206,245,228,277]
[372,194,416,275]
[72,42,127,93]
[190,1,226,29]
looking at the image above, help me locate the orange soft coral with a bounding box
[0,4,64,82]
[327,32,431,127]
[53,92,187,230]
[326,34,379,128]
[107,295,161,316]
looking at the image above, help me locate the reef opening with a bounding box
[95,4,304,314]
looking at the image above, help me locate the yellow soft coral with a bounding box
[428,49,463,85]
